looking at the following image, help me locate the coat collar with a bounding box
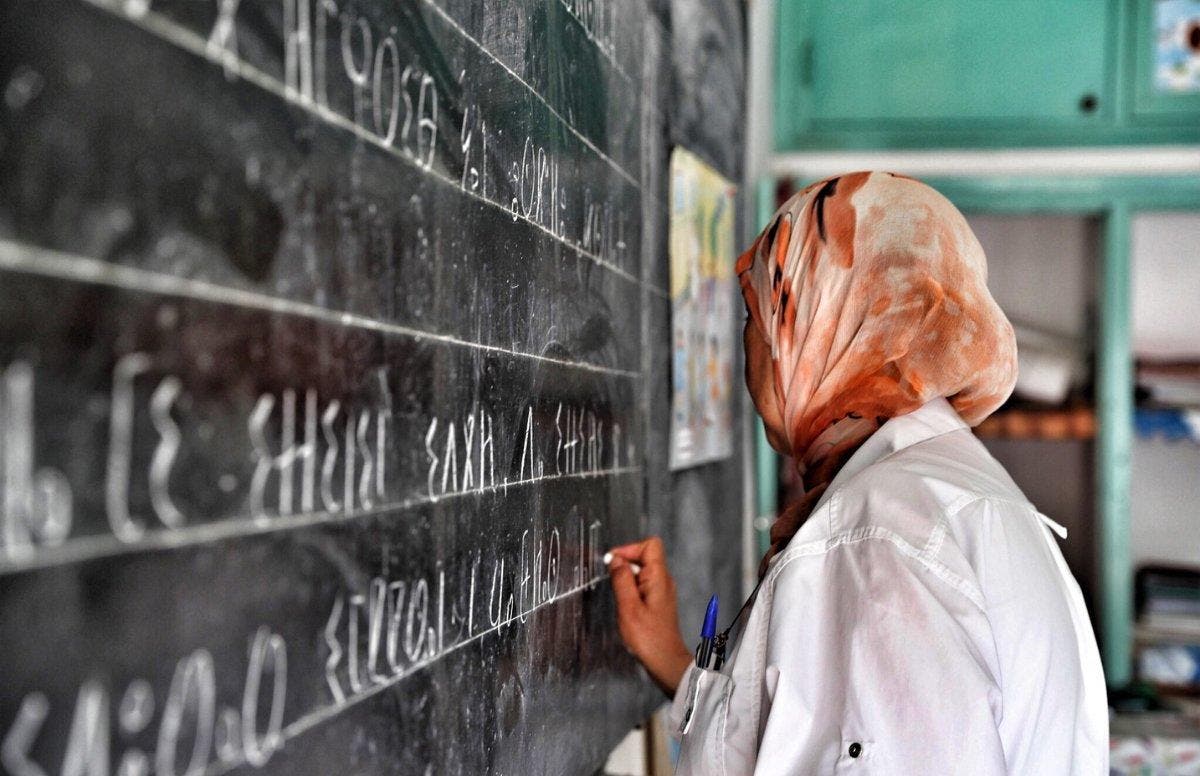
[812,397,970,512]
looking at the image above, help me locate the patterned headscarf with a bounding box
[738,172,1017,572]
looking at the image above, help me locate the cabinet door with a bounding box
[776,1,1115,148]
[1132,0,1200,121]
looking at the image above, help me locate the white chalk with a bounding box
[603,552,641,575]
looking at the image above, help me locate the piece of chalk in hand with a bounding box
[603,552,641,575]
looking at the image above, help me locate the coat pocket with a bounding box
[676,667,736,776]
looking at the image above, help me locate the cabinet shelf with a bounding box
[975,405,1096,441]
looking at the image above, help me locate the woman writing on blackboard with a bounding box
[607,173,1107,774]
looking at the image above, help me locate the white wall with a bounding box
[1132,437,1200,566]
[742,0,775,188]
[1133,213,1200,361]
[1131,212,1200,567]
[967,214,1095,339]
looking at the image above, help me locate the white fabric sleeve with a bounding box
[754,538,1008,774]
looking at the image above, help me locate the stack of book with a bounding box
[1137,567,1200,691]
[1139,363,1200,408]
[1136,362,1200,444]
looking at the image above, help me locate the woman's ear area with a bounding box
[743,319,791,455]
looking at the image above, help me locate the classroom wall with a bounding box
[1132,438,1200,567]
[1132,213,1200,361]
[1131,212,1200,567]
[743,0,775,185]
[968,213,1096,339]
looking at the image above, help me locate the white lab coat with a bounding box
[670,398,1108,774]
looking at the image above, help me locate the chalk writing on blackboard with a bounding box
[2,514,607,774]
[0,362,73,558]
[0,349,633,569]
[0,0,697,767]
[81,0,641,280]
[1,628,290,776]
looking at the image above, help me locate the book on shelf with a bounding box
[1136,566,1200,689]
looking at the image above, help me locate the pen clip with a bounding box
[712,632,728,668]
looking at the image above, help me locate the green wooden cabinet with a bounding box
[776,0,1200,150]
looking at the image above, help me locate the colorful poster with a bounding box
[668,148,736,470]
[1154,0,1200,94]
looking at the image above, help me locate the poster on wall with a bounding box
[668,147,737,471]
[1154,0,1200,93]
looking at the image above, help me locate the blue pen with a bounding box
[694,594,719,668]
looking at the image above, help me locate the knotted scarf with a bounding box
[737,172,1018,574]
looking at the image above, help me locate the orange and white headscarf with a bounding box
[738,172,1018,569]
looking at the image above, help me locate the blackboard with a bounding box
[0,0,744,773]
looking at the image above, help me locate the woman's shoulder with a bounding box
[773,429,1034,600]
[832,427,1029,532]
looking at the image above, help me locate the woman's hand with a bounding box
[608,537,694,697]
